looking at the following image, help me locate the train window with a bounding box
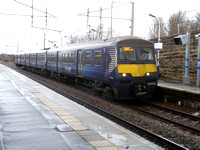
[42,55,45,62]
[38,54,40,61]
[30,54,35,65]
[119,47,136,61]
[47,54,51,62]
[68,53,74,64]
[20,55,24,62]
[51,54,56,62]
[38,54,45,62]
[31,54,35,61]
[62,53,67,63]
[25,54,29,60]
[86,51,91,65]
[137,48,154,60]
[22,55,25,60]
[95,51,101,66]
[118,46,154,62]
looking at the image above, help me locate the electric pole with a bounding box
[100,7,102,39]
[111,2,115,38]
[87,8,89,27]
[130,2,134,35]
[31,0,33,27]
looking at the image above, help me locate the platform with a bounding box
[0,64,162,150]
[158,80,200,95]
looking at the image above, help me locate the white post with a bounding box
[196,35,200,86]
[183,32,190,85]
[111,2,114,38]
[130,2,134,35]
[157,19,160,77]
[149,14,160,77]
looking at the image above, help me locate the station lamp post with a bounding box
[149,14,161,78]
[173,33,191,85]
[111,2,115,38]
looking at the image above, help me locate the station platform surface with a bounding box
[0,64,162,150]
[158,80,200,95]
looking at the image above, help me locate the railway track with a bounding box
[3,63,190,150]
[133,101,200,135]
[44,83,188,150]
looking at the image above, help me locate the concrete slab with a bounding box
[158,80,200,95]
[0,65,95,150]
[0,64,163,150]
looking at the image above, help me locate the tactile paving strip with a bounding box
[89,140,118,149]
[5,68,120,150]
[96,147,120,150]
[34,93,119,149]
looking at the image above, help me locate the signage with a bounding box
[154,43,163,50]
[123,47,134,51]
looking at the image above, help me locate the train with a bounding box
[15,36,158,99]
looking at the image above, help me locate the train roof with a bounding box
[47,35,151,52]
[17,36,152,54]
[16,49,47,55]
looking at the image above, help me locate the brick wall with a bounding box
[151,31,200,84]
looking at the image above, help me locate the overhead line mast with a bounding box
[14,0,56,18]
[79,2,135,37]
[31,0,33,27]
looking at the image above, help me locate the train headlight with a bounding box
[119,73,132,78]
[145,72,157,77]
[122,73,127,77]
[146,72,150,76]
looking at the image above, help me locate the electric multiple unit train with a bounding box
[15,36,158,99]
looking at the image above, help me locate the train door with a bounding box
[57,51,61,72]
[104,48,109,81]
[77,50,83,75]
[36,53,38,68]
[44,51,47,69]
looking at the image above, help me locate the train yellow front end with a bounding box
[111,36,157,99]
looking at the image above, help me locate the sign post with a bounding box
[173,32,191,85]
[154,42,163,77]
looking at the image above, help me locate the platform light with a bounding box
[173,34,189,45]
[173,32,191,85]
[195,33,200,38]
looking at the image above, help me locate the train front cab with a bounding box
[113,38,157,99]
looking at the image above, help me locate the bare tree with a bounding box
[167,11,189,35]
[67,24,118,44]
[90,25,111,40]
[189,12,200,32]
[68,34,86,44]
[149,17,167,39]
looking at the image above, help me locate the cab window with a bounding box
[119,47,136,61]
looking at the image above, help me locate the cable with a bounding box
[79,14,130,21]
[32,26,61,33]
[78,2,130,16]
[0,12,49,18]
[13,0,57,18]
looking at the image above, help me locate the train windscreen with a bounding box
[117,40,155,63]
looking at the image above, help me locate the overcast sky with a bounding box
[0,0,200,53]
